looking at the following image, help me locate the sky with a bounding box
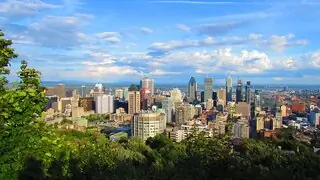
[1,0,320,85]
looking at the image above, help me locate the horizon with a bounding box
[1,0,320,84]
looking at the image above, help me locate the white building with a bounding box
[131,111,166,141]
[95,95,114,114]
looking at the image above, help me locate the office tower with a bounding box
[245,81,251,104]
[236,79,243,103]
[131,111,166,141]
[232,118,250,138]
[188,77,197,103]
[162,97,173,123]
[218,88,226,104]
[115,88,124,99]
[128,91,141,114]
[79,97,95,111]
[175,103,194,124]
[55,83,66,98]
[254,90,261,108]
[123,88,129,101]
[81,85,86,97]
[201,91,204,102]
[61,98,72,113]
[206,99,214,110]
[235,102,250,119]
[140,88,152,110]
[204,77,213,102]
[140,77,155,95]
[95,95,114,114]
[226,76,233,102]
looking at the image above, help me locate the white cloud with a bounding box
[176,24,190,32]
[82,52,115,65]
[149,33,308,52]
[149,69,182,75]
[103,36,121,43]
[262,34,308,52]
[0,0,60,17]
[273,77,284,81]
[141,27,153,34]
[96,32,121,38]
[308,51,320,68]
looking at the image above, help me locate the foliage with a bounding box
[2,30,320,180]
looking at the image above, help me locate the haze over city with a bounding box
[1,0,320,84]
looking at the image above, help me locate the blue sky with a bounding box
[1,0,320,85]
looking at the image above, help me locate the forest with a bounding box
[1,30,320,180]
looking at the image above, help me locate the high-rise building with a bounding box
[162,97,173,123]
[131,111,166,141]
[123,88,129,101]
[232,118,250,138]
[140,77,155,95]
[254,90,261,108]
[236,79,243,103]
[115,88,124,99]
[175,103,194,124]
[95,95,114,114]
[206,99,214,110]
[81,85,86,97]
[79,97,95,111]
[245,81,251,104]
[204,77,213,102]
[188,77,197,103]
[55,84,66,98]
[226,76,233,102]
[140,88,152,110]
[218,88,226,104]
[128,91,141,114]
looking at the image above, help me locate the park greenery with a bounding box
[2,30,320,180]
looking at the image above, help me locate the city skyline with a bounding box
[1,0,320,84]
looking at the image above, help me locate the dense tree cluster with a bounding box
[2,31,320,180]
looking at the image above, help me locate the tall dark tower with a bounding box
[236,78,242,103]
[226,76,233,102]
[245,81,251,104]
[188,77,197,103]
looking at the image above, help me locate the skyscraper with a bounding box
[218,88,226,104]
[128,91,141,114]
[236,79,243,103]
[254,90,261,108]
[204,77,213,102]
[245,81,251,104]
[226,76,232,102]
[95,95,114,114]
[55,83,66,98]
[140,77,155,95]
[188,77,197,103]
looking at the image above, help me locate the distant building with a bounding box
[291,103,306,113]
[226,76,233,102]
[55,84,66,98]
[140,77,155,95]
[188,77,197,103]
[233,118,250,138]
[128,91,141,114]
[204,77,213,102]
[95,95,114,114]
[218,88,226,105]
[162,97,173,123]
[131,111,166,141]
[235,102,250,119]
[79,97,95,111]
[245,81,251,104]
[310,111,320,127]
[236,79,242,103]
[115,88,124,99]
